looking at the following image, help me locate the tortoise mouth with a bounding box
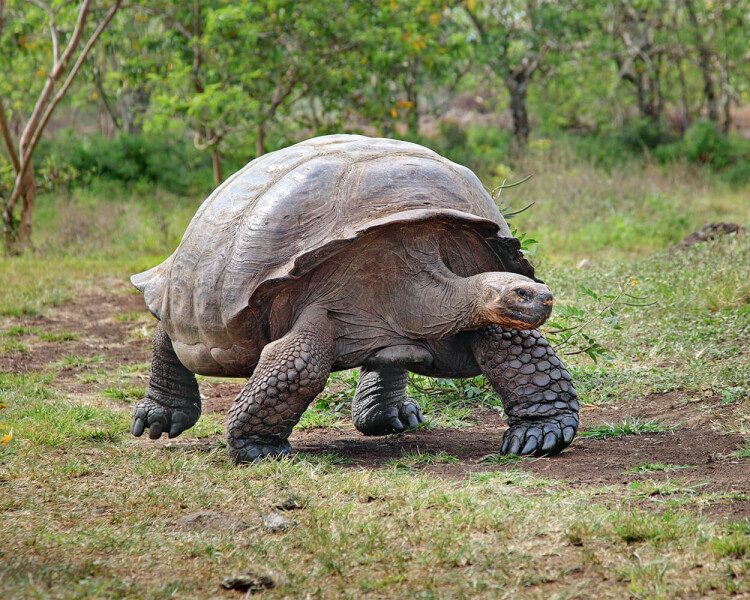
[491,304,551,330]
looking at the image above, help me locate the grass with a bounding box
[626,462,696,474]
[38,329,80,343]
[0,155,748,598]
[101,384,146,403]
[580,417,677,439]
[383,449,459,471]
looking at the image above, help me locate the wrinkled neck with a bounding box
[406,271,486,339]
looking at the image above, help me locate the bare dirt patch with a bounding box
[3,292,748,520]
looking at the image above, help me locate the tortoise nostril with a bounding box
[540,293,554,306]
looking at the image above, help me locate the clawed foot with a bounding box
[501,414,579,456]
[130,396,200,440]
[356,398,425,436]
[227,435,292,464]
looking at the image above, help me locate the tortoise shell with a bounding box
[132,135,534,371]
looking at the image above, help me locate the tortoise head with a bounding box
[474,272,553,330]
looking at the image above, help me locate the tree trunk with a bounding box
[211,146,223,187]
[505,75,530,146]
[677,59,691,132]
[4,163,35,254]
[17,167,36,251]
[120,87,150,134]
[405,67,419,137]
[256,121,265,157]
[683,0,719,124]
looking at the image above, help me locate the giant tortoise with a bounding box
[130,135,579,463]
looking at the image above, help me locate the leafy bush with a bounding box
[39,131,218,194]
[620,118,676,151]
[654,121,750,184]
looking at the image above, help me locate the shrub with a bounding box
[653,120,750,184]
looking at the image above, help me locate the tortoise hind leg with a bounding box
[131,323,202,439]
[352,366,425,435]
[226,307,335,463]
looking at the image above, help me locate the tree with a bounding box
[346,1,472,138]
[0,0,121,253]
[462,0,585,146]
[133,0,366,186]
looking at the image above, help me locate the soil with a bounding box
[3,291,748,521]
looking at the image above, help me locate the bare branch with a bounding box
[27,0,60,64]
[193,128,225,151]
[6,0,121,226]
[0,94,21,174]
[53,0,92,78]
[25,0,122,162]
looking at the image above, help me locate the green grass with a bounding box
[580,417,677,439]
[101,384,146,403]
[0,158,748,598]
[38,329,80,343]
[627,478,710,498]
[626,462,696,474]
[55,354,106,368]
[612,510,698,546]
[383,449,459,471]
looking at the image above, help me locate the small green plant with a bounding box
[628,478,709,498]
[38,329,80,343]
[384,449,458,471]
[0,339,27,354]
[544,279,654,362]
[56,354,106,368]
[565,522,593,546]
[298,452,353,467]
[114,311,148,322]
[709,534,750,558]
[102,384,145,402]
[612,510,694,545]
[4,325,40,337]
[315,370,359,414]
[295,408,347,430]
[626,463,695,474]
[580,417,676,440]
[737,441,750,459]
[479,453,530,465]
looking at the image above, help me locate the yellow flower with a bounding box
[391,108,398,118]
[1,428,12,446]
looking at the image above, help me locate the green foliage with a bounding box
[654,122,750,185]
[53,131,215,194]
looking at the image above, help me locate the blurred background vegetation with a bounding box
[0,0,748,256]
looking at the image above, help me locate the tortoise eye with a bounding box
[516,288,530,300]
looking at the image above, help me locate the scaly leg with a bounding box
[352,366,424,435]
[131,323,201,439]
[226,308,335,463]
[470,327,579,456]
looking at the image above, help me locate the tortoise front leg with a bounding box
[226,308,335,464]
[470,327,579,456]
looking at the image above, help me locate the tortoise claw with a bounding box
[130,396,200,441]
[501,415,578,456]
